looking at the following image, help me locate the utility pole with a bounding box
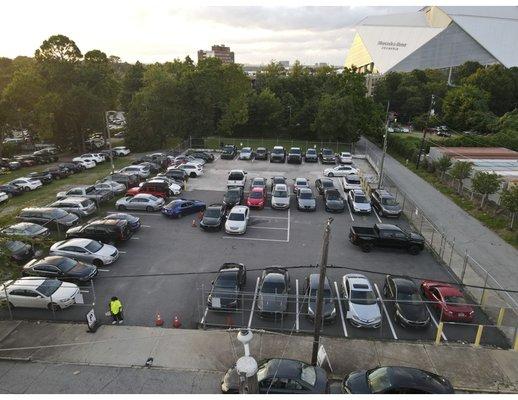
[236,329,258,394]
[416,94,435,170]
[104,111,115,174]
[311,217,333,366]
[378,101,390,189]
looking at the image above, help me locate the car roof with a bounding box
[308,274,330,289]
[59,238,93,247]
[250,187,264,192]
[252,177,265,182]
[134,193,156,199]
[273,145,284,149]
[34,256,66,266]
[273,184,287,191]
[345,174,360,179]
[262,359,304,380]
[429,283,463,297]
[390,276,418,292]
[90,219,123,226]
[229,169,245,174]
[376,223,400,230]
[230,205,248,213]
[299,187,312,194]
[378,366,450,393]
[295,178,308,183]
[207,203,224,209]
[345,274,372,290]
[10,222,40,229]
[11,277,47,286]
[352,189,365,195]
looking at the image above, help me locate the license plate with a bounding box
[458,313,465,317]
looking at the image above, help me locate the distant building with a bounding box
[314,62,328,68]
[197,44,235,64]
[279,61,290,67]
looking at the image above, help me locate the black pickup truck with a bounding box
[349,223,425,255]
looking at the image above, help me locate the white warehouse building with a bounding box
[345,6,518,74]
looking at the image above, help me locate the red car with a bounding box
[246,187,266,209]
[421,280,474,322]
[126,181,170,199]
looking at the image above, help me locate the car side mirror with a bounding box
[211,280,214,285]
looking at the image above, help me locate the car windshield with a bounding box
[382,197,398,206]
[249,191,263,199]
[272,148,283,154]
[300,192,313,199]
[51,209,68,218]
[223,146,234,153]
[444,295,465,304]
[229,173,244,180]
[204,209,221,218]
[262,280,285,293]
[368,367,392,393]
[290,149,301,154]
[58,258,78,272]
[347,178,360,184]
[309,289,332,299]
[397,291,421,304]
[252,180,264,186]
[273,190,287,198]
[327,192,341,200]
[300,365,317,386]
[351,289,377,305]
[6,241,25,252]
[226,190,240,199]
[36,279,63,297]
[296,180,307,186]
[257,149,266,153]
[323,149,333,155]
[307,149,316,154]
[355,195,368,203]
[85,241,103,253]
[323,181,334,188]
[215,273,236,288]
[228,213,245,221]
[26,224,42,234]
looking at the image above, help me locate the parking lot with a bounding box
[0,152,510,349]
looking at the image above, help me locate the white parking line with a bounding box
[80,290,89,293]
[287,208,291,242]
[107,211,162,216]
[141,225,151,228]
[118,251,127,254]
[248,226,288,231]
[248,277,261,328]
[97,269,110,272]
[346,198,355,221]
[251,214,289,220]
[425,304,448,341]
[333,281,348,337]
[373,208,383,223]
[131,237,140,240]
[295,279,300,332]
[374,283,398,340]
[222,236,288,243]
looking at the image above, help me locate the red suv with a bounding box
[126,181,170,199]
[246,187,266,209]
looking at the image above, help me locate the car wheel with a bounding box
[378,209,383,217]
[408,245,420,255]
[55,175,60,180]
[146,206,154,212]
[93,259,103,268]
[24,186,30,191]
[117,205,126,211]
[48,302,62,312]
[361,243,373,253]
[328,173,334,177]
[177,212,183,218]
[190,172,196,178]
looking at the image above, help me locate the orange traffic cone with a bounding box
[191,218,197,227]
[155,312,164,327]
[172,314,181,328]
[198,211,204,220]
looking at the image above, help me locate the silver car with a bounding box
[1,222,49,238]
[115,193,165,211]
[49,197,97,218]
[49,238,119,267]
[271,184,290,210]
[94,180,126,195]
[341,274,381,328]
[293,177,310,194]
[296,188,316,211]
[347,189,372,214]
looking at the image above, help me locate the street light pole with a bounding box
[378,101,390,189]
[311,217,333,366]
[104,111,115,174]
[416,94,435,170]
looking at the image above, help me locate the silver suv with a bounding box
[49,197,97,218]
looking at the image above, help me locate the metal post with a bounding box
[449,238,455,267]
[311,217,333,366]
[460,251,468,283]
[201,283,206,329]
[236,330,258,394]
[416,94,435,170]
[480,272,489,305]
[90,279,96,305]
[104,111,115,174]
[50,293,56,319]
[474,325,484,347]
[3,285,12,320]
[435,322,444,344]
[378,101,390,189]
[497,307,506,327]
[419,213,424,233]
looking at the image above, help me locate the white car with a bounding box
[225,205,250,234]
[323,165,358,177]
[73,153,103,163]
[0,277,80,311]
[0,192,9,204]
[179,162,203,177]
[50,238,119,267]
[271,184,290,210]
[341,274,381,328]
[342,174,362,192]
[74,159,96,169]
[293,178,310,194]
[118,165,150,179]
[112,146,131,156]
[227,170,247,188]
[238,147,253,160]
[347,189,372,214]
[338,152,353,164]
[9,177,43,191]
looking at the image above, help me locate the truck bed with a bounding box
[350,226,376,237]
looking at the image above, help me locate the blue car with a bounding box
[161,199,206,218]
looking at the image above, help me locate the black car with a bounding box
[33,148,59,161]
[187,150,214,162]
[200,203,226,231]
[342,366,454,394]
[3,240,35,264]
[59,162,83,174]
[223,187,244,209]
[222,358,329,394]
[163,169,189,183]
[66,219,132,243]
[383,275,430,328]
[17,207,79,230]
[324,188,345,212]
[305,274,336,323]
[257,267,290,318]
[0,184,23,197]
[103,173,140,188]
[0,158,21,170]
[371,189,402,218]
[255,147,268,160]
[27,171,53,184]
[304,148,318,162]
[101,213,141,231]
[319,148,336,164]
[23,256,97,282]
[221,144,237,160]
[207,263,246,309]
[45,166,70,180]
[270,176,287,192]
[287,147,302,164]
[315,178,335,195]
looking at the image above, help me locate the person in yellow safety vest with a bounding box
[109,296,124,324]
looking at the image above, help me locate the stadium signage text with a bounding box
[377,40,407,51]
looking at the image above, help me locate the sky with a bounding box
[0,2,423,65]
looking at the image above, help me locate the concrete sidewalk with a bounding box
[0,321,517,393]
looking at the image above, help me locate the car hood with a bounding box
[248,197,264,204]
[381,204,401,213]
[397,302,429,322]
[343,370,370,394]
[308,299,335,317]
[202,216,220,225]
[226,220,245,230]
[95,244,117,257]
[352,202,371,211]
[210,287,238,307]
[349,301,381,323]
[298,198,316,207]
[68,262,97,277]
[272,196,289,204]
[326,199,344,208]
[258,292,287,312]
[55,282,79,299]
[409,232,425,242]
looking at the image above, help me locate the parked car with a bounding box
[200,203,226,231]
[0,192,9,204]
[349,223,425,254]
[207,263,246,310]
[74,159,96,169]
[227,170,247,188]
[0,158,21,170]
[421,280,474,322]
[162,169,189,184]
[116,194,165,212]
[126,181,172,199]
[103,173,140,188]
[1,222,49,238]
[49,197,97,218]
[161,198,206,218]
[225,205,250,234]
[342,174,362,192]
[45,166,70,180]
[56,185,112,203]
[179,162,203,178]
[324,188,345,212]
[257,267,290,317]
[221,144,237,159]
[315,178,335,195]
[319,148,335,164]
[338,151,353,164]
[293,177,310,194]
[118,165,150,179]
[341,274,381,328]
[49,238,119,267]
[304,148,318,162]
[271,184,290,210]
[101,213,141,231]
[222,358,329,394]
[8,177,42,191]
[246,187,266,209]
[287,147,302,164]
[383,275,430,328]
[73,153,104,163]
[186,150,214,162]
[347,189,372,214]
[14,155,37,167]
[0,184,22,197]
[238,147,253,160]
[17,207,79,230]
[223,187,244,209]
[255,147,268,160]
[66,219,132,243]
[22,256,97,282]
[250,177,267,191]
[3,240,35,264]
[324,165,358,177]
[94,180,126,196]
[27,171,53,184]
[148,175,184,191]
[370,189,402,218]
[112,146,131,156]
[296,188,316,211]
[0,277,80,311]
[305,274,336,323]
[342,366,454,394]
[269,146,286,163]
[33,148,58,162]
[270,176,287,192]
[135,161,161,174]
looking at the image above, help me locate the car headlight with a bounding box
[330,308,336,318]
[60,298,71,303]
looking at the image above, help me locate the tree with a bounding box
[471,171,501,208]
[247,88,283,135]
[500,186,518,230]
[120,61,145,110]
[449,161,473,194]
[436,155,452,179]
[454,61,483,84]
[442,84,493,131]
